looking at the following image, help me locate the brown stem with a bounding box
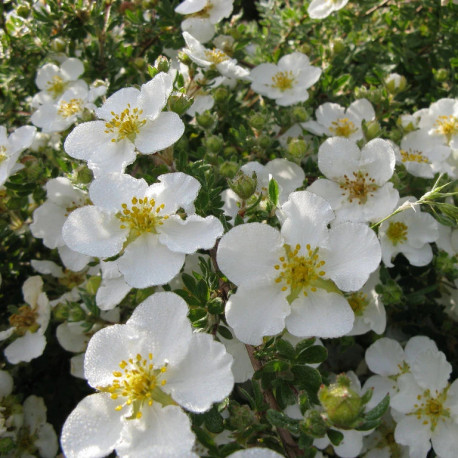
[245,345,302,457]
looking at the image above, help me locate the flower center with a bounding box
[99,353,174,419]
[57,98,84,118]
[193,2,213,18]
[47,75,67,98]
[346,291,369,316]
[9,305,39,336]
[0,146,7,164]
[104,104,146,142]
[434,115,457,141]
[340,171,378,204]
[400,149,429,164]
[271,71,295,91]
[58,269,86,289]
[386,221,408,245]
[118,196,169,238]
[412,388,450,431]
[204,48,229,64]
[329,118,358,137]
[274,244,326,303]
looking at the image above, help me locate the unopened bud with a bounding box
[300,410,328,438]
[291,106,309,122]
[205,135,224,153]
[219,161,239,178]
[433,68,449,83]
[68,303,86,322]
[257,134,272,149]
[154,55,170,74]
[248,113,266,130]
[169,94,193,116]
[385,73,407,94]
[330,38,345,55]
[76,166,93,184]
[196,111,216,129]
[228,171,257,200]
[50,38,66,52]
[213,87,229,103]
[178,51,192,66]
[285,138,309,163]
[362,120,381,141]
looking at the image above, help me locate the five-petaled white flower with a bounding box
[64,72,184,177]
[308,0,349,19]
[307,137,399,223]
[250,52,322,106]
[217,191,381,345]
[61,292,234,458]
[62,172,224,288]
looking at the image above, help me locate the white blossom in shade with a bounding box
[31,82,103,133]
[395,130,452,178]
[62,172,224,289]
[391,359,458,458]
[221,158,305,221]
[417,98,458,148]
[345,270,386,336]
[302,99,375,141]
[176,0,234,43]
[228,448,284,457]
[182,32,250,80]
[307,137,399,223]
[61,292,234,458]
[64,72,184,177]
[217,191,381,345]
[96,261,131,311]
[250,52,322,106]
[0,277,50,364]
[30,177,92,271]
[0,125,36,187]
[218,330,254,383]
[308,0,349,19]
[378,197,439,267]
[20,395,58,458]
[32,57,86,106]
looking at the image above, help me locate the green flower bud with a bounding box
[86,276,102,295]
[213,87,230,103]
[169,94,193,116]
[53,303,70,321]
[76,166,93,184]
[291,106,309,122]
[134,58,146,70]
[385,73,407,94]
[248,113,266,130]
[219,161,239,178]
[318,375,364,429]
[257,134,272,149]
[178,51,192,66]
[196,111,216,129]
[330,38,345,55]
[300,410,328,438]
[223,146,238,157]
[228,171,257,200]
[68,303,87,322]
[285,138,309,163]
[362,120,381,141]
[205,135,224,153]
[433,68,449,83]
[228,403,257,430]
[154,55,170,74]
[50,38,66,52]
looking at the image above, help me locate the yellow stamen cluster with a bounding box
[47,75,67,98]
[412,388,450,431]
[0,146,7,164]
[346,291,369,316]
[204,48,229,64]
[400,149,429,164]
[386,221,408,245]
[58,98,84,118]
[118,196,168,236]
[104,104,146,142]
[271,71,295,91]
[100,353,169,419]
[275,244,326,301]
[340,171,378,204]
[58,269,86,289]
[9,305,39,336]
[434,115,457,141]
[329,117,358,137]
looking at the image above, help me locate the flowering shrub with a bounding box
[0,0,457,457]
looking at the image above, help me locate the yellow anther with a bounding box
[340,170,378,204]
[58,98,84,118]
[434,115,457,141]
[271,70,295,91]
[113,371,122,377]
[204,48,229,64]
[400,149,429,164]
[105,105,146,142]
[386,221,408,245]
[47,75,67,98]
[329,117,358,137]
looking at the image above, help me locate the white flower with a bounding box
[182,32,250,80]
[250,52,321,106]
[32,57,86,106]
[379,197,439,267]
[0,277,50,364]
[96,261,132,311]
[62,172,224,288]
[176,0,234,43]
[61,292,234,458]
[302,99,375,141]
[396,130,452,178]
[217,191,381,344]
[30,177,92,271]
[417,98,458,148]
[64,72,185,177]
[345,270,386,336]
[307,137,399,223]
[221,158,305,221]
[308,0,349,19]
[0,125,36,187]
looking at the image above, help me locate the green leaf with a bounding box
[296,345,328,365]
[262,359,290,373]
[181,273,197,292]
[291,366,322,404]
[218,325,233,340]
[356,419,381,431]
[204,406,224,434]
[275,339,296,359]
[295,338,316,354]
[327,429,344,446]
[364,394,390,422]
[266,409,300,434]
[268,177,279,206]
